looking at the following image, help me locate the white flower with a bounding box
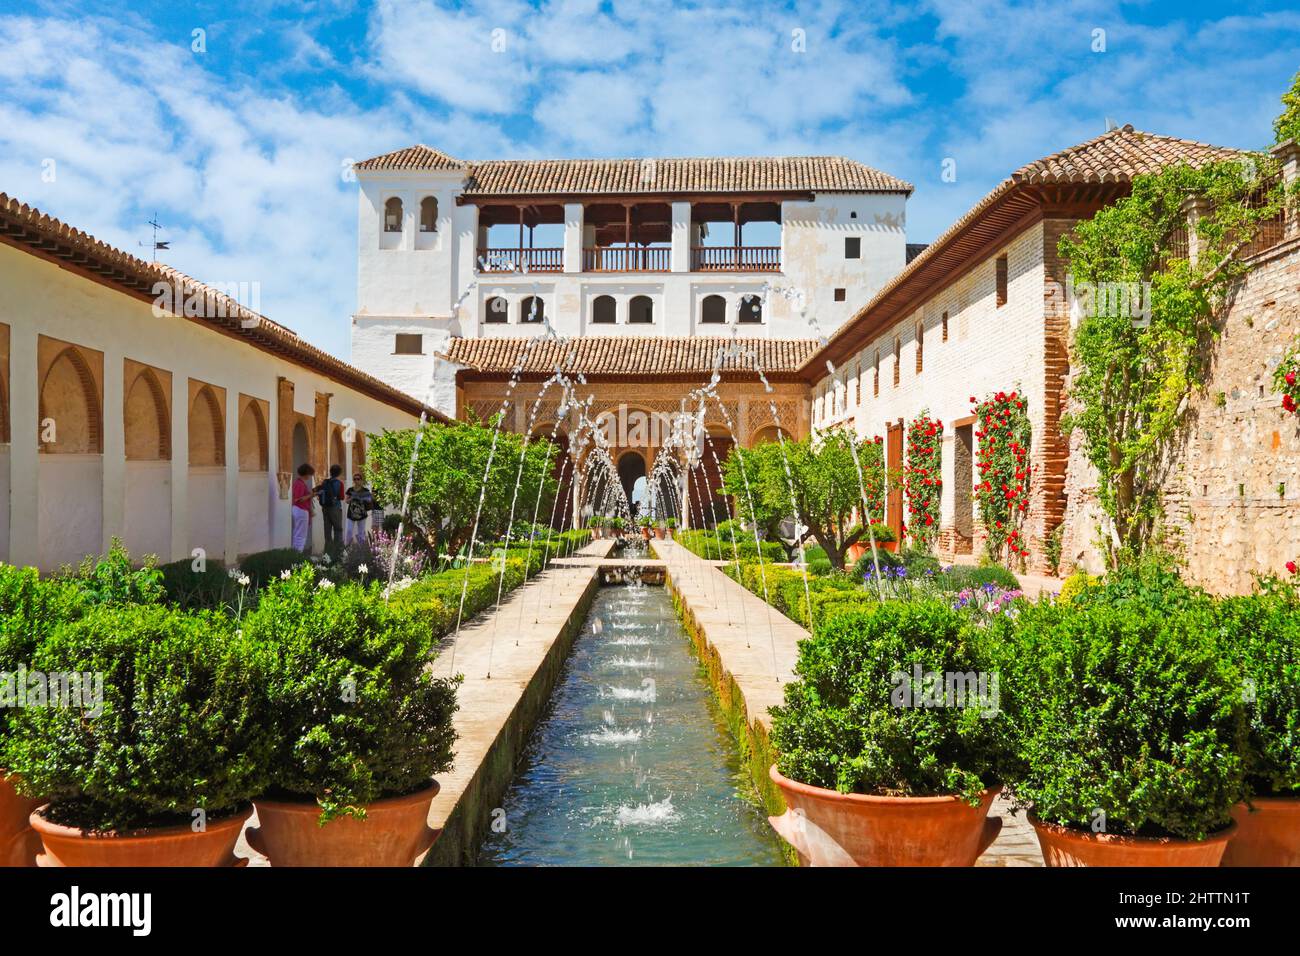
[237,573,251,587]
[321,553,332,565]
[357,563,369,575]
[318,579,335,590]
[280,569,292,580]
[985,602,1000,614]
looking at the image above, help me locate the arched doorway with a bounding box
[617,451,646,518]
[292,422,311,472]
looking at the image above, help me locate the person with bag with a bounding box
[291,463,316,553]
[344,472,374,546]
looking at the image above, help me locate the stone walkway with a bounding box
[234,537,613,867]
[653,538,1043,867]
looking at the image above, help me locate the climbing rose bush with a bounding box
[1274,349,1299,415]
[905,411,943,551]
[972,391,1032,565]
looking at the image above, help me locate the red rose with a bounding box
[1285,395,1297,412]
[1288,561,1298,575]
[1287,370,1297,386]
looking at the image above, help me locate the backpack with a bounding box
[319,477,342,508]
[347,490,370,522]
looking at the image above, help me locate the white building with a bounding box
[349,146,912,415]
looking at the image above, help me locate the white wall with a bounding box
[0,241,422,573]
[124,460,171,562]
[38,455,102,570]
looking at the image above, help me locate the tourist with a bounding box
[345,472,374,546]
[317,463,345,555]
[291,463,315,553]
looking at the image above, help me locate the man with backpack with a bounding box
[316,464,345,556]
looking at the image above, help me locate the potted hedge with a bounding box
[654,521,667,540]
[665,518,677,539]
[1216,588,1300,865]
[638,515,653,540]
[4,602,272,866]
[242,568,458,866]
[994,600,1246,866]
[768,601,1007,866]
[0,565,80,867]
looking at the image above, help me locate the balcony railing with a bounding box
[582,246,671,272]
[691,246,781,272]
[476,247,563,273]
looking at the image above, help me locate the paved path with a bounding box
[652,538,1042,867]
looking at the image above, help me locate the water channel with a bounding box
[477,564,783,866]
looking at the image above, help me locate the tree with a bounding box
[1060,156,1291,568]
[722,428,884,571]
[1274,69,1300,146]
[366,416,557,560]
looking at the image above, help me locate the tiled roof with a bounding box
[352,144,467,172]
[354,148,912,196]
[1009,124,1238,184]
[0,192,445,421]
[805,126,1245,373]
[445,337,819,378]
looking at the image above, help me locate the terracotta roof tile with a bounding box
[445,336,818,377]
[805,126,1246,373]
[0,192,444,420]
[354,148,912,196]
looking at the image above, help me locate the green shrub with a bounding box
[1215,592,1300,796]
[3,603,272,831]
[854,546,903,578]
[64,542,165,607]
[240,548,309,588]
[244,568,458,822]
[993,601,1246,839]
[1065,556,1208,614]
[158,557,239,610]
[939,564,1020,592]
[770,600,1005,801]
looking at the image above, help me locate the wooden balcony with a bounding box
[476,247,564,273]
[691,246,781,272]
[582,246,670,272]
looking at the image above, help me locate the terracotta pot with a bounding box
[845,543,867,563]
[768,765,1002,866]
[245,782,439,867]
[654,528,666,539]
[0,773,43,867]
[641,528,651,540]
[1030,813,1236,867]
[1221,797,1300,867]
[30,805,251,867]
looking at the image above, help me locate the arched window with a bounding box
[521,296,544,323]
[700,294,726,324]
[238,400,268,471]
[292,421,311,472]
[738,294,763,323]
[628,295,654,324]
[384,197,403,233]
[331,425,347,474]
[124,367,170,461]
[484,296,508,323]
[419,196,438,233]
[39,346,101,454]
[188,385,224,467]
[592,295,616,324]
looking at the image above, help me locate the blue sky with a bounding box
[1,0,1297,359]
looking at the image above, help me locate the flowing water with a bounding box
[477,578,784,866]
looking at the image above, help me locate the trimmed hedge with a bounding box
[770,600,1005,801]
[239,548,310,589]
[4,603,272,830]
[992,600,1247,839]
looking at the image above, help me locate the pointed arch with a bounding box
[239,398,269,471]
[124,364,171,460]
[39,345,101,454]
[188,384,225,466]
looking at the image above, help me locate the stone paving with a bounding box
[652,538,1043,867]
